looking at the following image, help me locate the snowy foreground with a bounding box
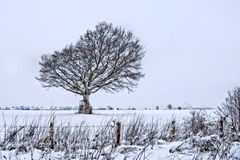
[0,109,240,160]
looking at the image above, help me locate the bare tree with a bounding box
[37,22,145,114]
[218,87,240,133]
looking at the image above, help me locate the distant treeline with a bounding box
[0,106,78,111]
[0,106,214,111]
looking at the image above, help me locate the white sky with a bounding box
[1,0,240,108]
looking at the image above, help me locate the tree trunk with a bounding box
[78,94,93,114]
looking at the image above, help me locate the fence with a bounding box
[0,113,227,157]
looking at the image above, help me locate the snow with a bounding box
[0,109,216,127]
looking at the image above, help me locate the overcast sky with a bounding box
[1,0,240,108]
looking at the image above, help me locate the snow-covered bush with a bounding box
[218,87,240,134]
[123,115,159,146]
[180,109,216,139]
[169,133,238,160]
[158,118,181,142]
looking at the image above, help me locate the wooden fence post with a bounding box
[191,112,196,134]
[49,122,54,149]
[114,121,121,148]
[219,117,224,138]
[170,120,176,141]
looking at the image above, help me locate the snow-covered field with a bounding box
[0,109,216,127]
[0,109,229,160]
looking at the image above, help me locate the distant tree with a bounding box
[156,106,159,110]
[107,106,114,110]
[37,22,145,114]
[218,87,240,132]
[167,104,173,110]
[177,106,182,110]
